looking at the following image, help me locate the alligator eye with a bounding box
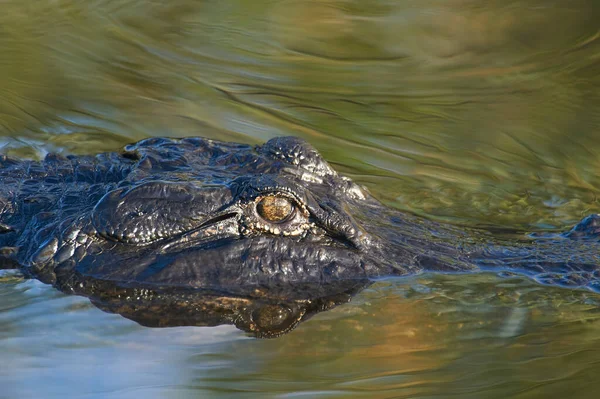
[256,196,295,223]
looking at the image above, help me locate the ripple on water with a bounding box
[1,0,600,398]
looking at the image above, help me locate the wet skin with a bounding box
[1,136,600,337]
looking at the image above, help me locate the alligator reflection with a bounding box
[82,280,369,338]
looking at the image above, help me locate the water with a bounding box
[1,0,600,397]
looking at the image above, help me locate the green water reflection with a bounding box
[1,0,600,398]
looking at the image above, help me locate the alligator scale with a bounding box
[1,136,600,337]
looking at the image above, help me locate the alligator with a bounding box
[1,136,600,337]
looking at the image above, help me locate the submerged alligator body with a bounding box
[1,136,600,337]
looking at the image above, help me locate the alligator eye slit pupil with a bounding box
[256,195,294,223]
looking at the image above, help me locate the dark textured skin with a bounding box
[2,136,600,337]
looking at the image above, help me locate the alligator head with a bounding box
[10,137,384,336]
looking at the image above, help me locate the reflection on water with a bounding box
[1,0,600,398]
[3,273,600,398]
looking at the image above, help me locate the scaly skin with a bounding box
[1,136,600,337]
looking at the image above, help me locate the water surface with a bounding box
[1,1,600,398]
